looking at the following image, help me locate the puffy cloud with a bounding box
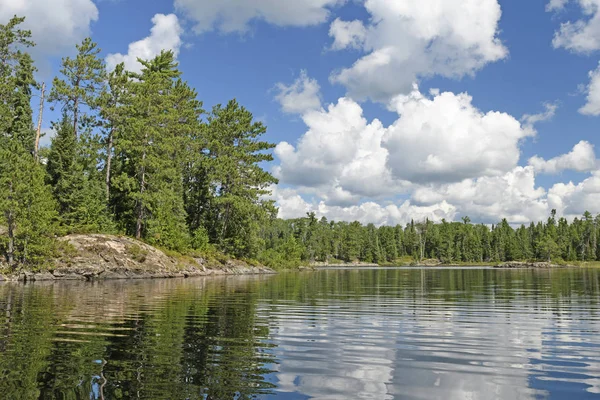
[580,63,600,115]
[270,187,312,219]
[529,140,597,174]
[271,84,573,224]
[549,171,600,218]
[329,18,366,50]
[105,14,183,73]
[271,186,456,225]
[549,0,600,53]
[174,0,343,34]
[0,0,98,58]
[274,97,402,198]
[275,71,322,114]
[412,167,549,224]
[330,0,508,101]
[383,87,534,184]
[275,87,545,210]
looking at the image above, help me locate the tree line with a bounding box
[0,16,277,266]
[258,211,600,267]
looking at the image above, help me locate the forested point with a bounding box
[0,16,598,271]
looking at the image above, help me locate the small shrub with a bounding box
[127,244,148,263]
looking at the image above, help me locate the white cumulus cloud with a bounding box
[384,87,534,184]
[271,186,456,226]
[275,71,322,114]
[105,14,183,73]
[174,0,343,34]
[412,167,549,224]
[580,62,600,115]
[329,0,508,101]
[549,171,600,218]
[274,97,403,198]
[329,18,367,50]
[520,102,558,134]
[271,86,568,224]
[549,0,600,53]
[275,87,547,207]
[529,141,597,174]
[547,0,570,11]
[0,0,98,59]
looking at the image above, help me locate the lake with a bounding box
[0,268,599,399]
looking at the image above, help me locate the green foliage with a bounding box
[46,115,112,234]
[9,14,600,272]
[0,16,58,267]
[191,226,211,252]
[0,144,58,267]
[48,37,105,139]
[127,244,148,263]
[110,51,199,252]
[186,99,278,258]
[257,210,600,267]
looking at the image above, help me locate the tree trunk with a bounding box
[34,82,45,162]
[105,127,114,202]
[73,94,79,139]
[220,202,230,247]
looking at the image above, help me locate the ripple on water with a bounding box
[0,268,598,399]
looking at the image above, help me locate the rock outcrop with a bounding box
[493,261,574,269]
[1,234,274,282]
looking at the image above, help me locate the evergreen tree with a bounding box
[99,63,130,201]
[0,16,57,267]
[199,99,278,257]
[0,144,57,266]
[112,51,198,251]
[48,37,105,140]
[46,115,111,233]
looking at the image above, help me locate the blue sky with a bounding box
[4,0,600,225]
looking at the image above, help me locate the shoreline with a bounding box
[1,264,276,283]
[311,261,580,269]
[0,234,275,283]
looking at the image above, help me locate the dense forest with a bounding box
[262,211,600,267]
[1,16,599,270]
[0,16,277,267]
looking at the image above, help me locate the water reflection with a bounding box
[0,269,598,399]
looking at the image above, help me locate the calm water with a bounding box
[0,268,599,399]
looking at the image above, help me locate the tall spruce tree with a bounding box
[200,99,278,257]
[0,17,57,267]
[46,115,111,233]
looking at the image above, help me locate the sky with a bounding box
[3,0,600,226]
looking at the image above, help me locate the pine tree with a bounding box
[9,52,36,151]
[48,37,106,140]
[99,63,130,201]
[46,115,111,233]
[199,99,278,257]
[112,51,199,251]
[0,16,58,267]
[0,144,58,266]
[0,16,35,146]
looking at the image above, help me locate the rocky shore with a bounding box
[312,261,379,268]
[493,261,574,269]
[0,234,275,282]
